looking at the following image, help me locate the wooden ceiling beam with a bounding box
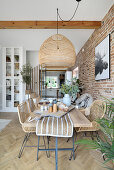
[45,66,68,69]
[0,21,101,29]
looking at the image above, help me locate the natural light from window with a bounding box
[46,76,58,88]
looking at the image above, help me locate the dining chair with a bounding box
[76,100,106,139]
[17,101,48,158]
[28,97,40,112]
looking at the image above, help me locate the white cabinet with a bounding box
[0,45,2,110]
[1,47,24,112]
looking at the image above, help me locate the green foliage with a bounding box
[20,63,32,85]
[60,78,80,97]
[76,98,114,169]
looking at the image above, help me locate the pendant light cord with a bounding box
[57,1,80,22]
[57,8,58,35]
[56,0,81,49]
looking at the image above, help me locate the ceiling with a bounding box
[0,0,113,54]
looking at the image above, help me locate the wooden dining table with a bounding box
[20,101,93,170]
[34,107,92,170]
[69,108,92,128]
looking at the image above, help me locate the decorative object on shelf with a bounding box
[60,78,80,106]
[15,63,19,70]
[14,101,19,107]
[6,95,11,100]
[20,63,32,90]
[95,34,110,80]
[14,55,19,62]
[6,56,11,62]
[6,79,11,86]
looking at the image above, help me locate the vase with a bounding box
[63,94,71,107]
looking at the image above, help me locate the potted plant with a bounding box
[76,98,114,169]
[20,63,32,93]
[60,78,80,106]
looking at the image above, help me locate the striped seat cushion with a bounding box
[36,113,73,137]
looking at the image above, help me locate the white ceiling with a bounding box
[0,0,113,21]
[0,0,113,54]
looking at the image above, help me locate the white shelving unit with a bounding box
[1,47,24,112]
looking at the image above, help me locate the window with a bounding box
[46,76,58,88]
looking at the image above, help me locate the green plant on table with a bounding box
[76,98,114,169]
[60,77,80,97]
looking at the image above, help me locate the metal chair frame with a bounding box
[18,133,50,158]
[17,101,49,159]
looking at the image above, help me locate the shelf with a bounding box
[14,53,19,55]
[2,47,22,111]
[6,76,11,77]
[14,62,19,64]
[6,62,11,64]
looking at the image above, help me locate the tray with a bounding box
[33,105,75,118]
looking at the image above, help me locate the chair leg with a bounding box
[67,138,70,142]
[69,132,78,161]
[96,131,99,140]
[18,133,30,158]
[83,132,87,137]
[43,136,50,158]
[37,136,40,161]
[90,132,94,140]
[55,137,58,170]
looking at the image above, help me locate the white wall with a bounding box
[0,29,94,54]
[26,50,39,68]
[0,46,2,109]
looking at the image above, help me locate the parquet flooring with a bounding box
[0,112,113,170]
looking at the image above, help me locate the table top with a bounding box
[69,108,92,128]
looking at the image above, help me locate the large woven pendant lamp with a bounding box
[39,0,82,68]
[39,34,76,67]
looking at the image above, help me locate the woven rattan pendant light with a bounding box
[39,34,76,67]
[39,0,82,68]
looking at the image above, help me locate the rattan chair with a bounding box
[28,97,40,112]
[76,100,106,139]
[17,102,36,158]
[17,101,49,158]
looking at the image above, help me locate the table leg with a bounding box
[55,137,58,170]
[73,134,75,160]
[37,136,40,161]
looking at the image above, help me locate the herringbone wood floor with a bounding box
[0,112,113,170]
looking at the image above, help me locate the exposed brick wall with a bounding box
[72,5,114,100]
